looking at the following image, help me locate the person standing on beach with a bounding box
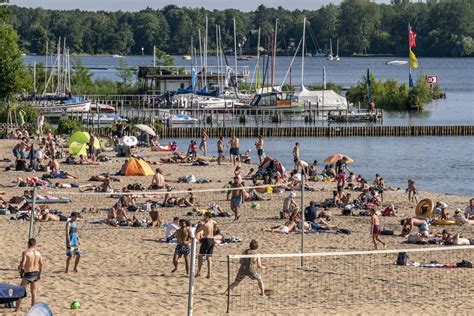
[292,143,300,170]
[196,214,215,279]
[65,212,81,273]
[36,113,45,138]
[229,135,240,166]
[255,135,265,164]
[15,238,43,312]
[217,136,224,165]
[172,219,192,275]
[407,179,418,203]
[230,176,244,220]
[199,129,208,155]
[371,209,386,249]
[224,239,267,296]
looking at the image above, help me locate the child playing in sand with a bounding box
[225,240,266,296]
[371,209,386,249]
[65,212,81,273]
[172,219,192,275]
[407,179,418,203]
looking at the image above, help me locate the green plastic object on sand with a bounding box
[70,301,80,310]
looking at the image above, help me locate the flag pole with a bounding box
[408,23,411,89]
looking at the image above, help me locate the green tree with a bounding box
[117,58,135,87]
[0,20,30,105]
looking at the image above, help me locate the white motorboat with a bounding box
[171,114,198,125]
[196,97,235,110]
[386,60,408,65]
[112,54,124,58]
[82,113,127,124]
[90,103,116,113]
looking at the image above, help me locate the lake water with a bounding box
[24,55,474,125]
[161,136,474,197]
[23,56,474,196]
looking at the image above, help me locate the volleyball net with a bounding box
[226,246,474,313]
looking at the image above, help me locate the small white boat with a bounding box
[38,96,91,113]
[90,103,116,113]
[82,113,127,124]
[171,114,198,125]
[386,60,408,65]
[112,54,124,58]
[182,55,192,60]
[197,98,235,110]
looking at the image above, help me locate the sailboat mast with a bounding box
[33,61,36,94]
[271,19,278,88]
[204,15,208,89]
[301,17,306,87]
[57,37,61,94]
[233,18,238,87]
[198,30,203,88]
[216,24,220,90]
[44,41,48,95]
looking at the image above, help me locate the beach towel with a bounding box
[25,197,71,204]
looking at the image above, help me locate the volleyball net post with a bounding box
[28,186,37,239]
[187,234,197,316]
[300,176,304,267]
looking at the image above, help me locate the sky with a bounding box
[12,0,391,12]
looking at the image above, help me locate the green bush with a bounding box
[0,103,38,124]
[57,118,83,135]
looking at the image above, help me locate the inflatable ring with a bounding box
[415,199,433,218]
[122,136,138,147]
[431,220,460,226]
[100,138,114,151]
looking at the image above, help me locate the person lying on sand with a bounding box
[36,206,69,222]
[80,175,113,193]
[89,175,121,182]
[47,158,77,179]
[162,189,178,207]
[400,217,429,237]
[265,217,297,234]
[177,189,199,207]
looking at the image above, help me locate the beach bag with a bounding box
[339,228,351,235]
[342,205,353,216]
[381,230,394,235]
[456,260,472,268]
[397,252,408,266]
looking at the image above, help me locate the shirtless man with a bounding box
[281,192,299,219]
[229,135,240,166]
[15,238,43,312]
[255,135,264,164]
[172,219,192,275]
[199,129,208,155]
[196,214,215,278]
[116,204,130,225]
[217,136,225,165]
[150,168,166,190]
[148,203,162,227]
[292,143,300,169]
[407,179,418,203]
[230,177,244,220]
[400,217,429,236]
[177,189,198,207]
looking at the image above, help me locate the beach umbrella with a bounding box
[67,131,100,149]
[323,153,353,163]
[68,142,88,156]
[0,283,26,304]
[134,124,156,137]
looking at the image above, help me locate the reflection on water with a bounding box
[161,136,474,196]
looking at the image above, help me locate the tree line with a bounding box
[9,0,474,57]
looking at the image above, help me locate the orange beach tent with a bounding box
[124,157,155,176]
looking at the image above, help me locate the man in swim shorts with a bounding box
[196,214,215,279]
[230,176,244,220]
[15,238,43,312]
[229,134,240,166]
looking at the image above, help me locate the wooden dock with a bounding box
[87,125,474,138]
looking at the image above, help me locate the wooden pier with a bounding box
[86,125,474,138]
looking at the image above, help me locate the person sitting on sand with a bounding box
[146,203,162,227]
[172,219,192,275]
[281,192,299,219]
[465,198,474,220]
[162,189,178,207]
[177,189,199,207]
[225,239,267,296]
[107,204,118,226]
[246,187,271,202]
[400,217,429,237]
[149,168,168,190]
[266,217,297,234]
[165,217,180,242]
[433,202,449,220]
[116,204,130,225]
[47,158,77,179]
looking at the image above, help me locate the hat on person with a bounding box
[438,202,448,209]
[289,192,296,198]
